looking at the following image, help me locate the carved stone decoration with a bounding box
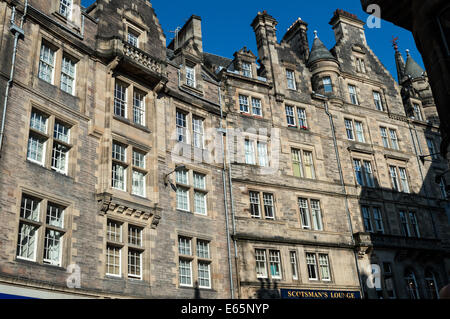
[96,193,162,229]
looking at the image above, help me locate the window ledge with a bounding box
[15,258,66,272]
[113,115,151,133]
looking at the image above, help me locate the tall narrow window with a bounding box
[399,167,410,193]
[17,196,41,261]
[291,149,303,178]
[263,193,275,220]
[178,237,193,286]
[242,62,252,78]
[373,91,383,111]
[404,269,420,299]
[244,140,256,165]
[413,104,423,121]
[355,121,365,143]
[348,85,359,105]
[439,177,448,199]
[323,77,333,93]
[318,254,331,281]
[363,161,375,187]
[249,191,261,218]
[399,211,410,237]
[269,251,282,279]
[389,129,399,150]
[133,90,145,126]
[285,106,296,127]
[131,150,146,197]
[192,117,204,149]
[380,127,389,148]
[373,208,384,233]
[28,110,49,165]
[176,111,187,143]
[298,198,311,230]
[60,56,76,95]
[59,0,73,18]
[389,166,400,191]
[306,253,318,280]
[114,81,127,118]
[193,173,207,216]
[310,200,323,231]
[286,69,296,90]
[297,108,308,129]
[426,138,438,160]
[176,169,189,211]
[39,44,55,84]
[290,251,299,280]
[257,142,268,167]
[362,206,373,232]
[409,212,420,238]
[255,249,268,279]
[424,270,439,299]
[345,119,355,140]
[186,66,196,88]
[303,151,315,179]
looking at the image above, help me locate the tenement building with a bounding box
[0,0,448,299]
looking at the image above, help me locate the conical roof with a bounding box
[308,31,336,65]
[404,50,425,79]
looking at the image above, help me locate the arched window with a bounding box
[404,269,420,299]
[424,270,439,299]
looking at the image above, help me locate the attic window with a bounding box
[127,29,140,48]
[185,61,196,88]
[242,62,252,78]
[59,0,72,19]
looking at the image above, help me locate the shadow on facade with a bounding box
[356,129,450,299]
[255,278,281,299]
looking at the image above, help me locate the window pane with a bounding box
[194,191,207,215]
[239,95,249,113]
[128,249,142,279]
[128,226,142,247]
[298,198,311,229]
[46,203,64,228]
[186,66,196,87]
[132,150,146,169]
[323,77,333,93]
[30,110,48,133]
[250,191,261,218]
[59,0,72,18]
[193,172,206,189]
[179,259,192,286]
[112,163,126,191]
[54,121,70,143]
[43,229,62,266]
[245,140,256,165]
[263,193,275,219]
[286,70,296,90]
[176,111,187,142]
[242,63,252,78]
[269,250,281,279]
[290,251,298,280]
[257,142,268,167]
[292,149,303,178]
[303,151,315,179]
[114,81,127,118]
[176,187,189,211]
[252,98,262,116]
[27,133,46,164]
[285,106,295,126]
[297,108,307,128]
[306,253,318,280]
[197,240,210,259]
[132,170,146,197]
[61,56,76,94]
[39,44,55,83]
[133,91,145,126]
[51,142,69,174]
[178,237,192,256]
[107,220,122,242]
[20,196,40,222]
[198,262,211,288]
[17,223,38,261]
[255,249,267,278]
[310,200,323,231]
[319,254,331,281]
[112,142,126,162]
[106,245,121,276]
[193,117,204,148]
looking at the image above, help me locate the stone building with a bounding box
[0,0,448,299]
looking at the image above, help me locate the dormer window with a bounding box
[242,62,252,78]
[59,0,72,19]
[127,30,140,48]
[355,57,366,73]
[186,64,196,88]
[286,69,296,90]
[413,103,423,121]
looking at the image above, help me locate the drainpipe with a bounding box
[0,0,28,157]
[217,86,235,299]
[319,93,366,298]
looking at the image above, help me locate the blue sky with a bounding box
[81,0,424,82]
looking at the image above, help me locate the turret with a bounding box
[307,31,340,98]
